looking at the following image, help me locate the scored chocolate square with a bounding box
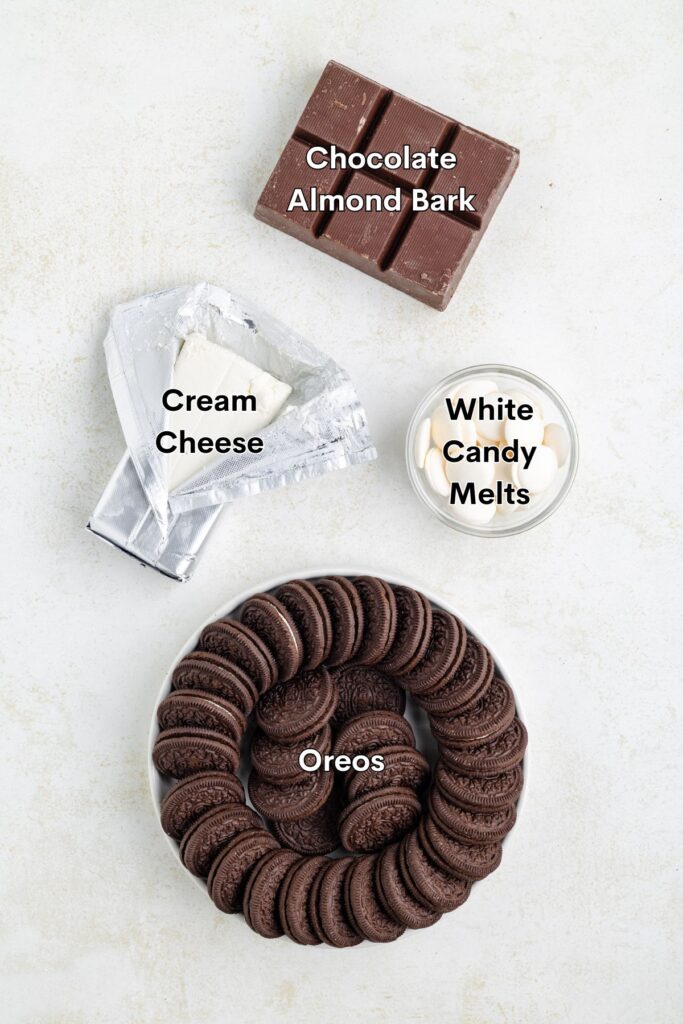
[255,60,519,310]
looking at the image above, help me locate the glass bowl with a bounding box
[405,364,578,537]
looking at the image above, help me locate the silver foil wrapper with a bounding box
[88,283,377,581]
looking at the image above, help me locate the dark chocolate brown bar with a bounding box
[255,61,519,311]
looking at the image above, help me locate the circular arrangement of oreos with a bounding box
[153,575,527,945]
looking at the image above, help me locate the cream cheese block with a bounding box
[167,332,292,490]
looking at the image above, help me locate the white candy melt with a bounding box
[452,378,498,402]
[477,391,512,442]
[448,499,496,526]
[431,401,476,448]
[444,455,495,489]
[544,422,570,467]
[424,447,450,497]
[414,417,431,469]
[504,412,544,447]
[516,444,558,493]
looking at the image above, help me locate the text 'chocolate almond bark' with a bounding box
[255,61,519,310]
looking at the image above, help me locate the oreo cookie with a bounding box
[255,666,336,742]
[273,792,341,855]
[351,576,397,665]
[333,710,415,758]
[430,676,515,747]
[248,768,333,822]
[330,665,405,726]
[399,610,466,694]
[208,828,280,914]
[241,593,304,681]
[198,619,277,693]
[345,746,430,801]
[435,761,524,812]
[276,579,333,670]
[378,585,432,675]
[153,727,240,779]
[250,725,332,785]
[317,857,362,947]
[417,635,494,716]
[180,802,262,876]
[376,842,441,930]
[243,848,301,938]
[440,717,528,777]
[157,689,247,743]
[160,772,245,840]
[171,652,259,714]
[338,786,421,853]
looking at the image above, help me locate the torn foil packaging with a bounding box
[88,283,377,581]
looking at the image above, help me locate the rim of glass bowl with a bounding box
[405,363,579,538]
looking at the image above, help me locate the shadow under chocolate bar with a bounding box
[255,61,519,311]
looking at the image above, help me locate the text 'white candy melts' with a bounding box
[424,447,450,497]
[516,444,558,493]
[414,417,431,469]
[543,422,570,467]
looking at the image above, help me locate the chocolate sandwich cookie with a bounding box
[317,857,362,947]
[430,676,515,747]
[400,830,472,913]
[417,636,494,715]
[345,853,406,943]
[255,666,336,742]
[276,579,333,670]
[378,585,432,675]
[273,791,340,854]
[160,771,245,840]
[180,802,262,877]
[330,665,406,727]
[248,767,333,822]
[241,593,304,681]
[435,761,524,812]
[346,746,430,801]
[339,786,421,853]
[157,689,247,744]
[250,725,332,785]
[307,857,330,944]
[243,848,301,938]
[171,651,259,714]
[314,578,358,666]
[153,727,240,778]
[351,576,397,665]
[208,828,280,914]
[198,618,277,693]
[428,787,516,845]
[328,576,365,659]
[441,717,528,777]
[399,610,466,694]
[333,710,415,758]
[420,815,502,880]
[375,842,442,929]
[278,855,328,945]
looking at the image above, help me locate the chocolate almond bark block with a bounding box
[255,60,519,310]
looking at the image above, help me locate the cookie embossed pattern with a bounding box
[149,571,527,945]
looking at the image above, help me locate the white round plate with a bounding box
[148,567,528,894]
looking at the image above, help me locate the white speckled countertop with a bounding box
[2,2,681,1022]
